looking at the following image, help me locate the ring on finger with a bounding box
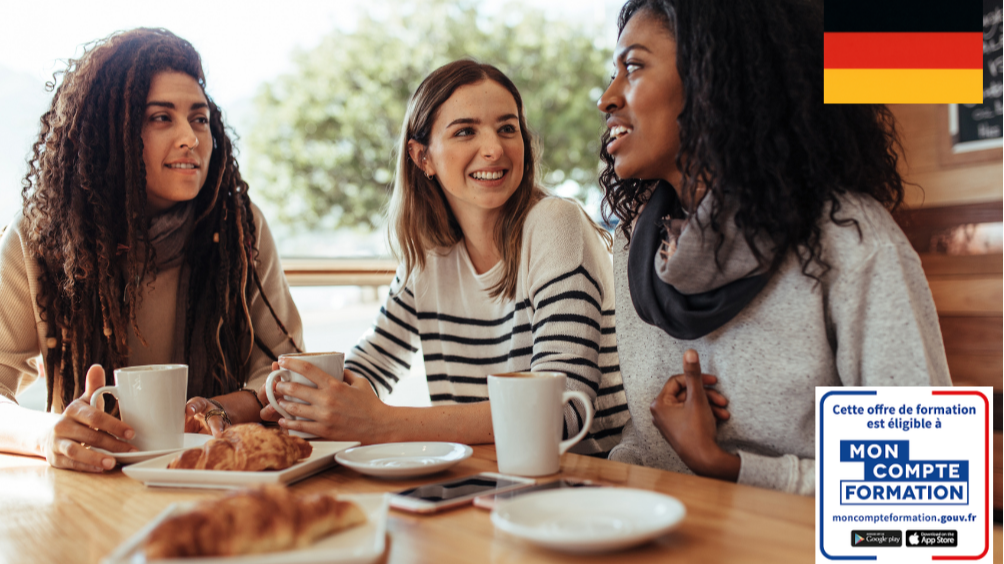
[204,408,233,427]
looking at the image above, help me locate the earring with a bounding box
[425,171,434,179]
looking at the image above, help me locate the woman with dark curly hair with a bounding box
[0,28,303,472]
[598,0,950,494]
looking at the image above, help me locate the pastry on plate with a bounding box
[167,423,312,471]
[143,484,367,559]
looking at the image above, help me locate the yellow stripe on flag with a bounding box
[824,69,983,104]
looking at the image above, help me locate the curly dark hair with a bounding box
[21,28,299,411]
[600,0,906,277]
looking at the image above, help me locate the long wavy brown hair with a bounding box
[389,60,547,300]
[391,61,612,299]
[21,28,299,411]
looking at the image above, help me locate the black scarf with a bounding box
[627,183,772,340]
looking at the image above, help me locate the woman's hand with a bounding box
[184,397,229,436]
[37,364,136,473]
[261,357,390,442]
[258,361,282,423]
[650,350,740,481]
[664,373,731,421]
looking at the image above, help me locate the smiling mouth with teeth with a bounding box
[166,163,198,169]
[609,125,632,141]
[471,170,506,181]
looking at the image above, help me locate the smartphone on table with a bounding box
[471,477,602,510]
[389,472,536,513]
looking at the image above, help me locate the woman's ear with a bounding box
[407,140,433,177]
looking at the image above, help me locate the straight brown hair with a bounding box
[388,60,545,300]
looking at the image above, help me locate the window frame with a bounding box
[281,258,397,287]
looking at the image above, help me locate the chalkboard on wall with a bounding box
[950,0,1003,152]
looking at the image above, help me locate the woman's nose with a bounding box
[598,77,624,114]
[177,122,199,151]
[482,135,503,160]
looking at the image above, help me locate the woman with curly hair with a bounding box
[0,28,303,472]
[258,60,629,455]
[598,0,950,494]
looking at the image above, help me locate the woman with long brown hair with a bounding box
[259,60,630,456]
[0,28,303,472]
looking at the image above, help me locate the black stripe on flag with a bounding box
[824,0,982,33]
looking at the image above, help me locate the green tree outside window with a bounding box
[245,0,612,233]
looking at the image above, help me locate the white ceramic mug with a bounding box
[89,364,188,452]
[487,372,595,477]
[265,352,344,439]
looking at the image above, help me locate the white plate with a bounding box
[122,441,360,489]
[491,487,685,553]
[334,442,473,478]
[101,492,388,564]
[93,434,213,465]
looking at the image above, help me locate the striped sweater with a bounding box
[346,198,629,456]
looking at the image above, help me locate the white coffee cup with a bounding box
[265,352,344,439]
[487,371,595,477]
[89,364,188,452]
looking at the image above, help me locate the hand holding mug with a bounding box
[262,352,387,440]
[89,364,187,452]
[38,364,135,473]
[258,361,283,423]
[650,350,740,481]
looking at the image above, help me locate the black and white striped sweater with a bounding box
[346,198,629,457]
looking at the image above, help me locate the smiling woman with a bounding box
[0,28,304,473]
[407,79,525,270]
[141,72,215,213]
[257,60,630,456]
[601,16,684,189]
[596,0,952,495]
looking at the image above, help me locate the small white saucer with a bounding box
[335,442,473,478]
[491,487,686,553]
[93,433,212,465]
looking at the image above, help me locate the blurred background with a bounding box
[0,0,628,409]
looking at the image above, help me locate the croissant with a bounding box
[143,484,367,559]
[168,423,312,471]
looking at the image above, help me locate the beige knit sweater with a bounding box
[0,203,303,412]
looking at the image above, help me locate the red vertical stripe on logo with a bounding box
[930,390,990,561]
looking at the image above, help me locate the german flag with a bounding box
[824,0,984,103]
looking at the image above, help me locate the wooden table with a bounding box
[0,446,998,563]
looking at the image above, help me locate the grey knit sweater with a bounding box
[609,193,951,495]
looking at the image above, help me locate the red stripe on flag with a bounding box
[824,32,983,69]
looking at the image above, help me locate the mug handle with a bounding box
[89,386,119,412]
[265,369,294,420]
[558,390,595,455]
